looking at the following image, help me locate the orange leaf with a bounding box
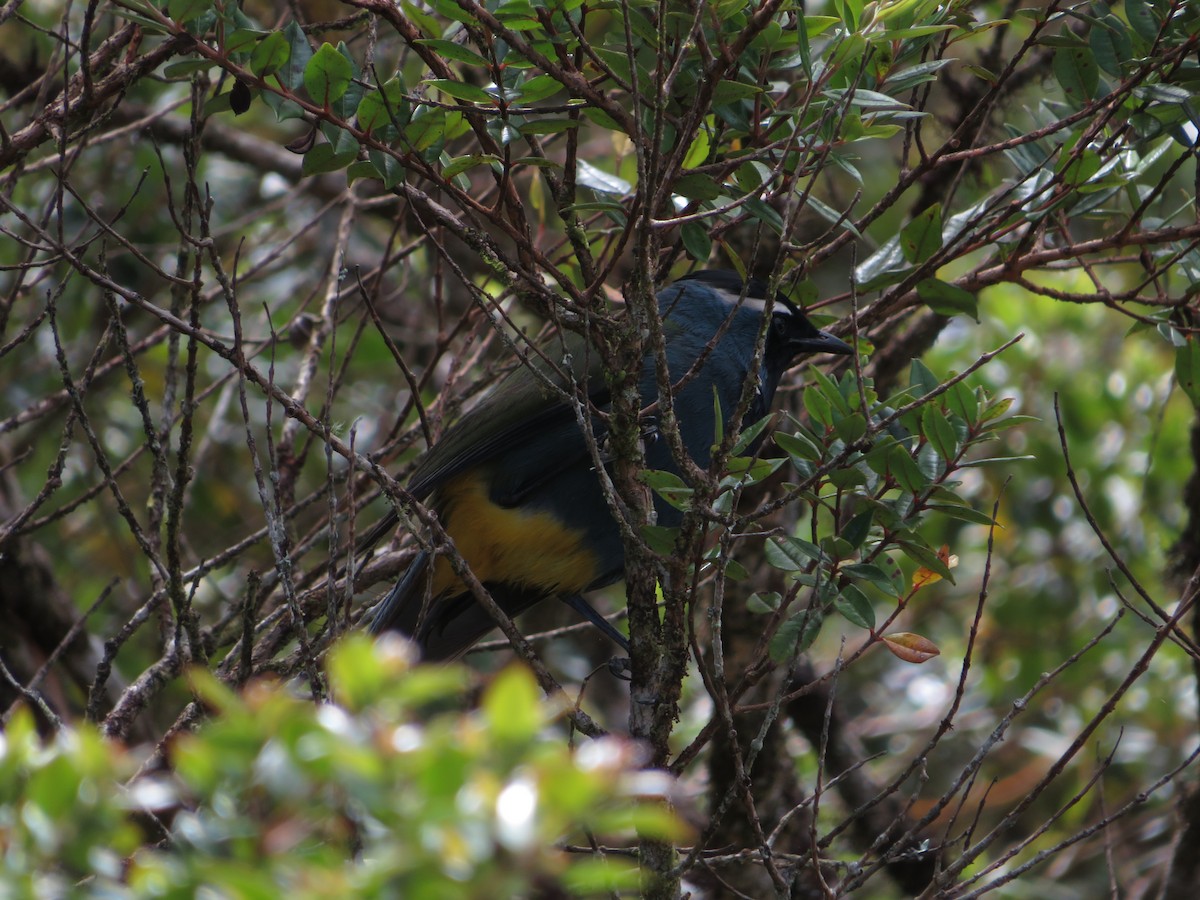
[912,566,941,588]
[913,545,958,590]
[882,632,940,664]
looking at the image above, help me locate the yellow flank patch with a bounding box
[430,470,599,599]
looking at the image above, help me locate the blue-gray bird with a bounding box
[364,270,852,659]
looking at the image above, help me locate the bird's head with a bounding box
[674,269,854,360]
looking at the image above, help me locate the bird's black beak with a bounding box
[792,329,854,356]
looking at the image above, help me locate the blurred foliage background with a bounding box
[1,0,1198,895]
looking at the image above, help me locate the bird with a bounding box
[362,270,853,660]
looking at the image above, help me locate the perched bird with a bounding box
[364,270,852,659]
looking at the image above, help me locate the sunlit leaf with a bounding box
[576,159,632,195]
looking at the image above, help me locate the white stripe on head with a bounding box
[709,286,782,314]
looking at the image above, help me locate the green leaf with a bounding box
[961,62,998,85]
[917,278,979,321]
[747,591,782,613]
[346,160,381,185]
[909,358,940,398]
[775,429,823,463]
[928,504,998,526]
[163,58,218,78]
[682,123,712,169]
[835,412,867,444]
[168,0,209,25]
[842,561,904,597]
[1175,338,1200,409]
[766,535,825,571]
[1089,14,1132,77]
[808,194,863,237]
[305,42,353,106]
[251,30,290,78]
[824,87,909,111]
[405,108,448,152]
[414,38,491,67]
[898,539,956,584]
[1124,0,1161,43]
[980,394,1014,423]
[356,77,408,132]
[482,665,542,744]
[225,28,263,58]
[769,608,824,662]
[900,203,942,264]
[841,509,874,549]
[744,198,784,233]
[331,45,363,120]
[711,80,762,105]
[302,141,357,176]
[426,78,496,104]
[834,584,875,630]
[673,173,722,201]
[804,383,833,426]
[681,221,712,262]
[514,74,565,103]
[640,524,680,555]
[1134,83,1194,106]
[828,466,867,489]
[109,7,171,32]
[642,469,694,510]
[201,90,233,116]
[368,148,405,189]
[959,455,1035,467]
[576,160,631,195]
[1052,44,1099,104]
[834,0,864,30]
[921,405,959,461]
[887,444,928,492]
[518,118,579,135]
[443,153,500,178]
[403,0,448,34]
[275,21,313,93]
[883,58,956,93]
[947,379,979,426]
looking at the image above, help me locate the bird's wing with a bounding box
[407,329,610,499]
[355,330,609,558]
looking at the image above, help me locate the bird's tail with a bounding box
[368,548,431,638]
[369,553,531,661]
